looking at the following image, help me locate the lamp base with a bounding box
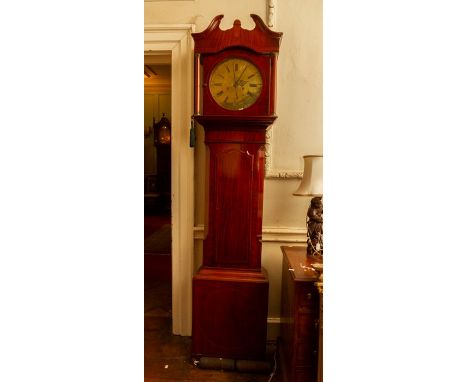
[307,196,323,257]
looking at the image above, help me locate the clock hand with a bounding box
[232,62,237,88]
[233,65,248,87]
[236,66,248,84]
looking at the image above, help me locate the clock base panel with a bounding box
[192,267,269,360]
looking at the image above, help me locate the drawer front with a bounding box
[293,367,316,382]
[297,283,319,310]
[296,310,319,338]
[295,339,318,366]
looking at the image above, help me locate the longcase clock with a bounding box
[192,14,282,361]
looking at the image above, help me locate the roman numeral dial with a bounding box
[208,58,263,111]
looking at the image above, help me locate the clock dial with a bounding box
[209,58,263,111]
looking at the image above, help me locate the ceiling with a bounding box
[144,53,171,91]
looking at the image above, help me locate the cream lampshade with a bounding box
[293,155,323,196]
[294,155,323,256]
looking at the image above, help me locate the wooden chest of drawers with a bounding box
[280,246,321,382]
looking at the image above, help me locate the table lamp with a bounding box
[293,155,323,257]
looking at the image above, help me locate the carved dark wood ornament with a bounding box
[191,14,282,54]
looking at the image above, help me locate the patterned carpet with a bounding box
[144,213,171,237]
[144,214,172,280]
[145,224,171,254]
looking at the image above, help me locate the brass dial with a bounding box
[208,58,263,111]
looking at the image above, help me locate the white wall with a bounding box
[145,0,267,31]
[145,0,322,322]
[274,0,323,171]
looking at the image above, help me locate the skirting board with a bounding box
[267,316,282,341]
[267,317,282,325]
[193,225,306,243]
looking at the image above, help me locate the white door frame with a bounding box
[144,24,195,336]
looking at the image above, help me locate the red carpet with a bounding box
[144,214,171,238]
[144,213,172,281]
[144,254,171,281]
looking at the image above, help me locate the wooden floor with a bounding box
[144,210,283,381]
[144,277,283,382]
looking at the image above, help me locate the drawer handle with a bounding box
[307,293,312,300]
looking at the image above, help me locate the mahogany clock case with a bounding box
[191,14,282,361]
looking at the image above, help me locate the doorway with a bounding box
[144,58,173,323]
[144,23,195,336]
